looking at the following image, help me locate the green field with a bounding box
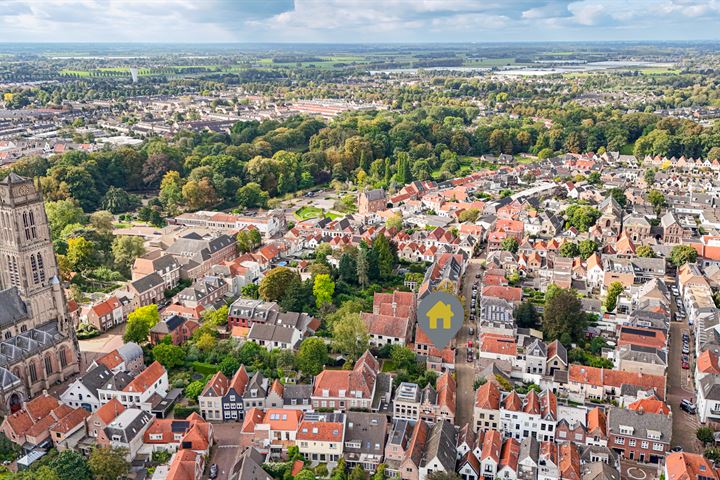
[295,206,324,220]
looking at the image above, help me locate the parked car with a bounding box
[475,273,481,278]
[209,464,219,479]
[466,351,473,362]
[682,360,690,369]
[683,345,690,355]
[680,399,697,413]
[469,327,475,336]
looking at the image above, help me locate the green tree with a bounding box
[500,237,519,254]
[313,274,335,308]
[159,170,183,211]
[152,343,185,369]
[237,229,262,253]
[543,287,588,344]
[604,281,624,312]
[697,427,716,446]
[296,470,318,480]
[386,212,403,230]
[349,465,367,480]
[458,208,479,223]
[515,301,539,328]
[185,380,206,401]
[89,210,115,232]
[648,189,666,214]
[578,239,598,260]
[49,450,92,480]
[372,464,388,480]
[331,312,369,360]
[297,337,329,376]
[45,199,85,239]
[88,446,130,480]
[204,305,229,327]
[565,205,601,232]
[390,345,416,370]
[112,235,145,276]
[66,236,95,271]
[332,458,348,480]
[373,234,396,279]
[636,245,655,258]
[644,168,656,185]
[123,304,160,343]
[259,267,300,302]
[356,246,370,287]
[609,188,627,208]
[670,245,698,267]
[236,182,269,209]
[241,283,259,299]
[339,252,358,284]
[218,356,240,377]
[559,242,579,258]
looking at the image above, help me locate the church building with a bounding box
[0,173,80,413]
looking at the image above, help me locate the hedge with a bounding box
[173,405,200,419]
[191,361,220,375]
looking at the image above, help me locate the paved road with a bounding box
[206,423,243,480]
[621,459,659,480]
[667,293,701,453]
[78,323,125,370]
[454,259,482,428]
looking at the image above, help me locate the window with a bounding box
[59,349,67,368]
[37,253,45,282]
[615,437,625,445]
[29,363,37,383]
[30,254,39,284]
[44,356,53,375]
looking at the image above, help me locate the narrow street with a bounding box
[667,300,701,453]
[454,259,482,427]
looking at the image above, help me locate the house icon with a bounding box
[426,301,454,330]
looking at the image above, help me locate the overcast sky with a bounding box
[0,0,719,43]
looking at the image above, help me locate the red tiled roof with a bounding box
[665,452,719,480]
[50,407,89,434]
[627,397,671,415]
[475,382,501,410]
[124,361,165,393]
[95,398,125,425]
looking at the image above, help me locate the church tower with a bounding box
[0,173,71,334]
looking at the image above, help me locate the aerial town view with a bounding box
[2,1,720,480]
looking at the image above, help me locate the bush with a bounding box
[191,361,220,375]
[76,323,100,339]
[173,405,199,419]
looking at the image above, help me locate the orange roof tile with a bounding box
[665,452,719,480]
[94,398,125,425]
[475,382,501,410]
[50,407,89,434]
[627,397,671,415]
[697,349,720,375]
[124,361,166,393]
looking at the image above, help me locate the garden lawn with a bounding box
[295,206,324,220]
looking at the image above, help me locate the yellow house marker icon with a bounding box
[426,301,454,330]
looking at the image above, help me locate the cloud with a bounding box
[0,0,718,42]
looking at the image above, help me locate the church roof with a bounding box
[0,288,29,327]
[0,172,28,185]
